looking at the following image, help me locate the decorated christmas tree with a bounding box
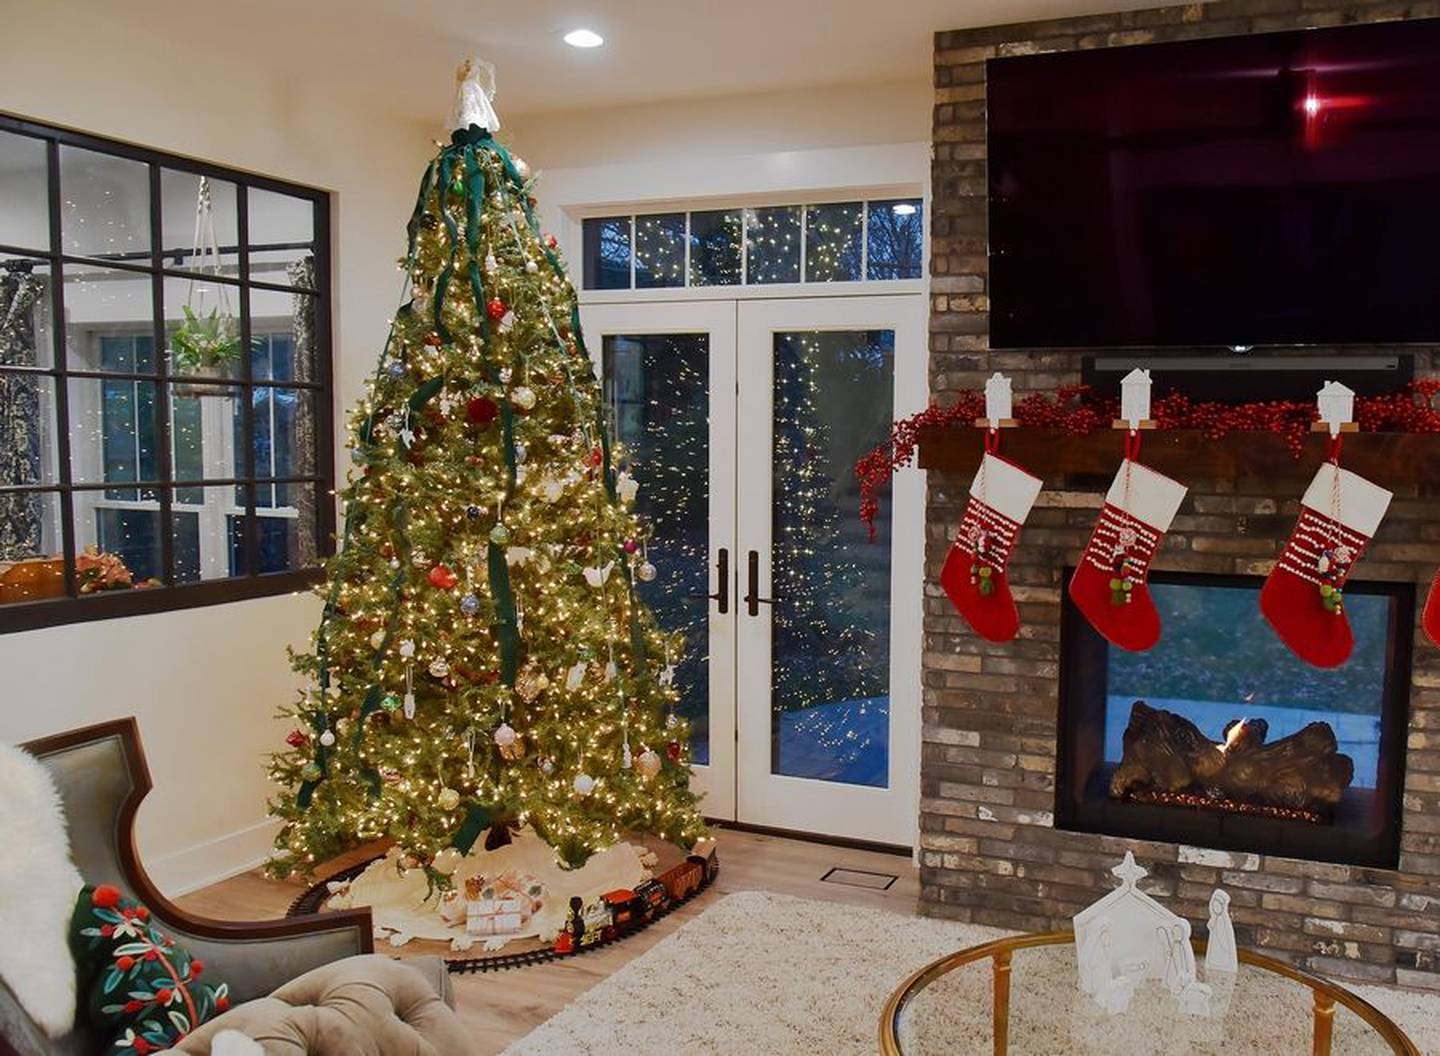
[268,61,705,879]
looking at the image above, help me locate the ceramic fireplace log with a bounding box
[1110,701,1355,812]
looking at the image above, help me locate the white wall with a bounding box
[0,1,430,894]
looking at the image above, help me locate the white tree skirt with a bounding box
[503,891,1440,1055]
[325,828,650,951]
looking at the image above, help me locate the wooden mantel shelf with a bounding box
[917,426,1440,488]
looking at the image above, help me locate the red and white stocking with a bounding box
[1260,462,1391,668]
[941,451,1043,643]
[1068,458,1188,652]
[1424,570,1440,647]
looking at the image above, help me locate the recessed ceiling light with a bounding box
[892,202,918,216]
[564,28,604,48]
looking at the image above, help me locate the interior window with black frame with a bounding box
[0,115,334,630]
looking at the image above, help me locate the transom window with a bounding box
[0,114,334,631]
[581,198,925,291]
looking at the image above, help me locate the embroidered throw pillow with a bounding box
[68,884,231,1055]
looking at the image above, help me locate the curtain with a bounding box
[286,257,318,567]
[0,271,44,561]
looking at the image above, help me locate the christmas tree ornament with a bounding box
[666,740,682,762]
[637,748,662,780]
[573,774,596,796]
[566,660,587,691]
[403,664,417,719]
[505,545,535,567]
[525,260,539,274]
[428,657,450,679]
[939,445,1043,643]
[540,757,555,776]
[545,234,559,251]
[665,712,680,730]
[285,729,308,748]
[410,549,430,568]
[493,723,517,748]
[515,665,550,702]
[437,788,461,811]
[300,762,322,782]
[460,593,481,616]
[483,253,498,273]
[486,296,508,321]
[659,664,676,688]
[1261,456,1391,668]
[490,523,511,546]
[583,562,615,588]
[1069,438,1187,653]
[616,472,639,504]
[466,395,499,427]
[318,729,336,748]
[636,561,657,582]
[511,386,537,411]
[398,639,416,659]
[381,694,402,713]
[386,360,407,379]
[428,564,459,589]
[499,310,517,333]
[369,630,385,649]
[623,539,638,554]
[466,504,483,520]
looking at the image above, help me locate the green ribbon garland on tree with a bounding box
[488,541,520,687]
[432,152,460,344]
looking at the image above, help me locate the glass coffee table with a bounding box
[880,932,1418,1055]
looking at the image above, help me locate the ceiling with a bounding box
[148,0,1159,125]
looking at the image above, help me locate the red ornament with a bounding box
[92,885,121,909]
[423,331,443,347]
[545,234,559,250]
[666,740,682,762]
[467,396,499,427]
[589,447,604,468]
[285,729,308,748]
[428,564,458,590]
[623,539,638,554]
[486,297,508,322]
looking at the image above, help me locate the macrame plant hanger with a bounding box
[173,176,239,396]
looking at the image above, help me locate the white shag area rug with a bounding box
[503,890,1440,1055]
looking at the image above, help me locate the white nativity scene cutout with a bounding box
[1074,852,1237,1018]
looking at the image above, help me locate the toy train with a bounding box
[553,838,718,954]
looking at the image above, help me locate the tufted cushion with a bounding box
[166,956,474,1056]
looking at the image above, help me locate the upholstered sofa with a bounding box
[0,718,475,1056]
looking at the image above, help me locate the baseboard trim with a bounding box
[705,818,912,859]
[146,817,282,897]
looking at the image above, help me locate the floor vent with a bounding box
[820,867,898,891]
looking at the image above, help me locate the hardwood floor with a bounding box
[177,826,920,1054]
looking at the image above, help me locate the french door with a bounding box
[582,295,924,846]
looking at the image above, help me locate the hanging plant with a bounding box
[171,303,242,372]
[171,176,241,384]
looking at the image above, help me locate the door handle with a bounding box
[687,547,729,614]
[744,549,773,617]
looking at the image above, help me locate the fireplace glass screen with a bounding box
[1057,571,1411,868]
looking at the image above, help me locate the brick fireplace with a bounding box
[922,0,1440,987]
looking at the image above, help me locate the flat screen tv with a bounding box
[987,19,1440,349]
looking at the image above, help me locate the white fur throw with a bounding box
[0,741,84,1037]
[212,1030,266,1056]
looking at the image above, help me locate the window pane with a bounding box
[0,491,64,603]
[867,199,924,280]
[0,131,50,252]
[770,330,894,787]
[250,285,316,382]
[160,170,239,276]
[73,498,164,588]
[63,264,155,373]
[688,210,742,287]
[0,372,58,488]
[745,206,801,284]
[67,376,159,492]
[244,481,317,573]
[247,188,315,287]
[59,145,151,261]
[602,333,712,765]
[166,383,236,491]
[165,274,242,381]
[805,202,863,283]
[634,213,685,289]
[172,485,244,582]
[1,257,53,368]
[582,217,631,290]
[248,387,316,482]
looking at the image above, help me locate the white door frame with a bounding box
[734,294,926,847]
[579,300,739,820]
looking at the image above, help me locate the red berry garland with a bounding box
[855,380,1440,538]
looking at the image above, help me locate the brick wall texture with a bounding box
[924,0,1440,987]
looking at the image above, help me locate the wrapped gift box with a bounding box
[466,896,525,935]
